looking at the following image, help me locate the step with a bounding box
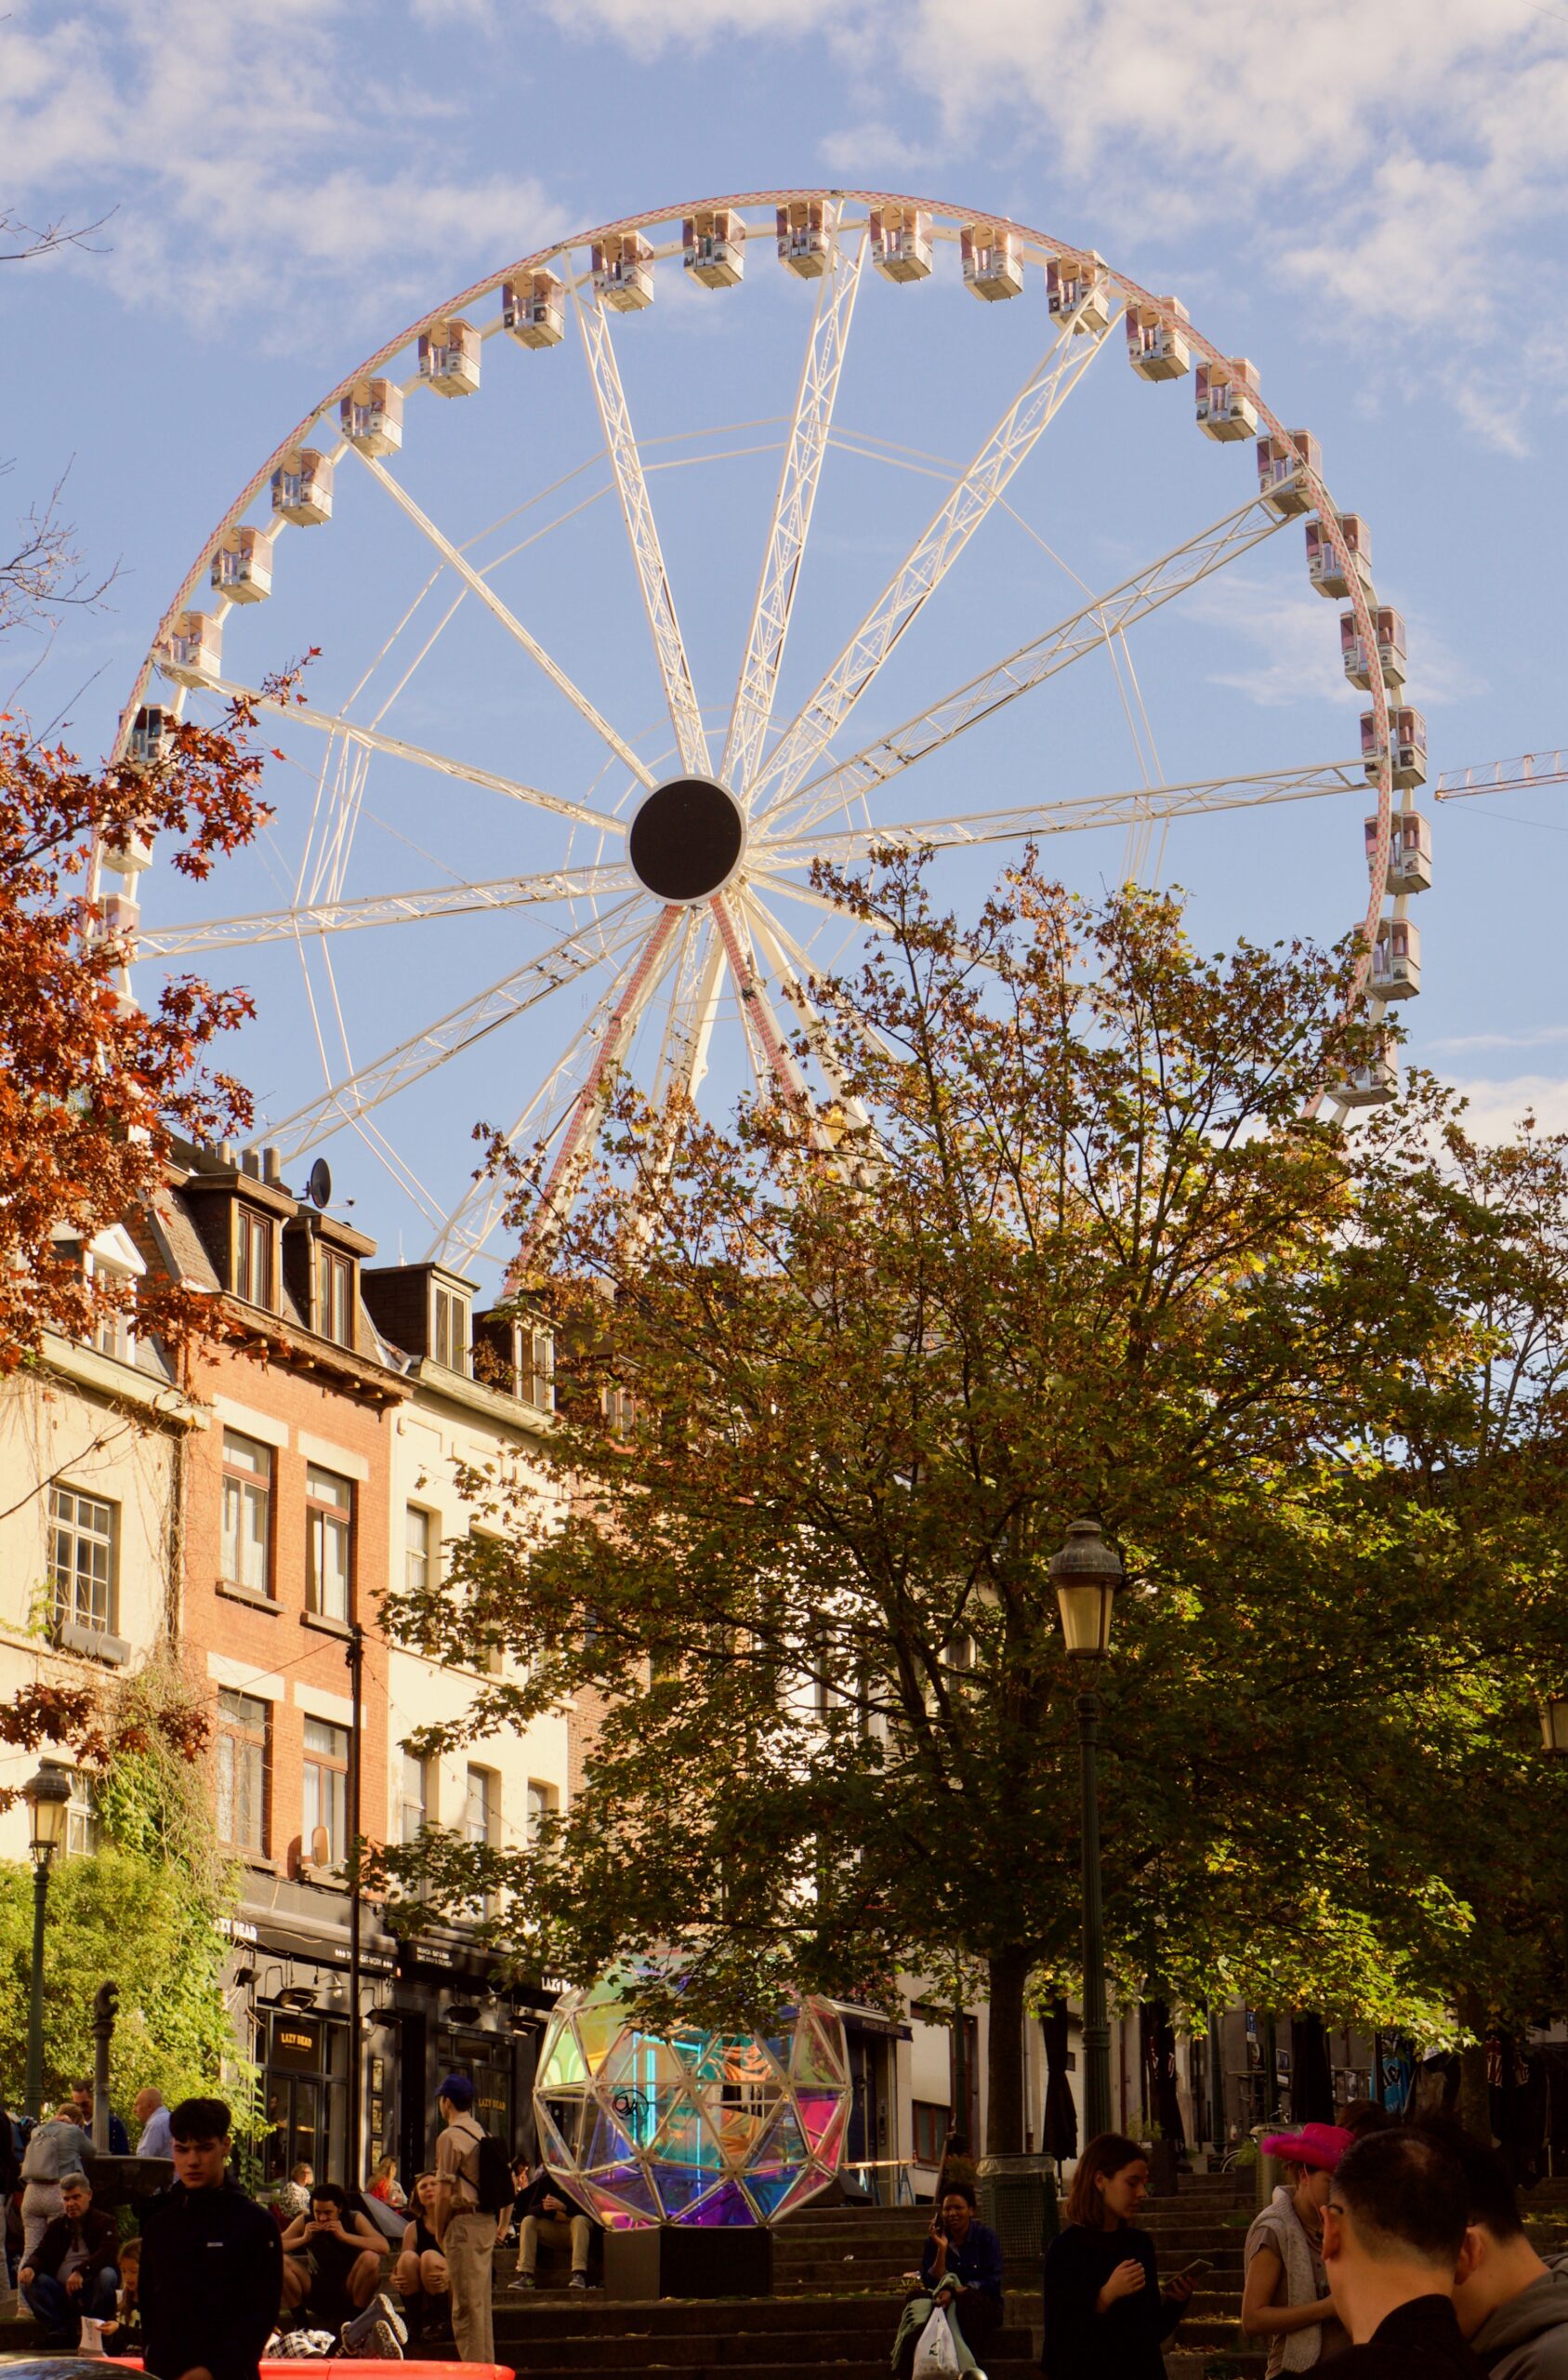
[492,2296,928,2337]
[512,2363,1040,2380]
[490,2330,1031,2370]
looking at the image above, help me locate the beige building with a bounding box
[0,1224,204,1858]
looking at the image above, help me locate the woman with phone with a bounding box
[1242,2122,1354,2373]
[1040,2133,1193,2379]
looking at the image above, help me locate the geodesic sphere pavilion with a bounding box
[533,1975,851,2227]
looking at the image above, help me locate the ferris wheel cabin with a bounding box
[340,377,403,453]
[870,205,932,282]
[1337,1029,1400,1107]
[1307,513,1372,599]
[592,231,654,311]
[685,209,745,288]
[961,223,1024,301]
[1127,298,1191,380]
[271,448,333,525]
[418,319,480,397]
[1341,607,1407,691]
[1370,918,1421,1001]
[1195,358,1259,441]
[503,272,566,348]
[777,200,831,277]
[1364,810,1433,896]
[1048,255,1113,332]
[1361,707,1428,790]
[158,610,222,689]
[211,525,272,604]
[1257,429,1320,516]
[127,705,174,773]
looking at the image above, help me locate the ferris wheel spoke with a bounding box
[175,668,624,835]
[652,913,727,1115]
[514,904,689,1269]
[723,217,866,796]
[749,301,1120,815]
[758,760,1367,865]
[138,861,637,959]
[573,287,711,778]
[709,892,813,1113]
[744,892,873,1129]
[350,447,656,791]
[755,487,1296,846]
[250,897,649,1159]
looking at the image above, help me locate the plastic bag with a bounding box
[913,2306,961,2380]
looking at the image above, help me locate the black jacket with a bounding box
[139,2177,283,2380]
[1041,2220,1184,2380]
[1321,2294,1488,2380]
[514,2168,592,2225]
[29,2205,119,2285]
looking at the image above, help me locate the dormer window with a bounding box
[83,1225,145,1364]
[526,1324,555,1413]
[432,1282,470,1373]
[234,1205,274,1308]
[321,1248,354,1347]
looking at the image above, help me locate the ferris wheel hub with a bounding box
[628,774,746,905]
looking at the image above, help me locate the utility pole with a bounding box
[347,1620,364,2185]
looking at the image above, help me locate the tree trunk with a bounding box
[985,1949,1031,2155]
[1458,1985,1491,2142]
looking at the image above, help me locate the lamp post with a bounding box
[1050,1517,1124,2144]
[20,1759,72,2120]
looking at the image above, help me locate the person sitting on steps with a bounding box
[511,2157,596,2291]
[280,2180,405,2357]
[393,2175,450,2343]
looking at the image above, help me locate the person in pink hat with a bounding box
[1243,2122,1356,2374]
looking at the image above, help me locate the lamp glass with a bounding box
[24,1765,71,1862]
[1542,1698,1568,1756]
[1056,1578,1114,1660]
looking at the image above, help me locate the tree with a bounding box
[0,690,291,1374]
[383,853,1504,2149]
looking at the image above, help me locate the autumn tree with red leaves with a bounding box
[0,696,283,1373]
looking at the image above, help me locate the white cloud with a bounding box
[1429,1025,1568,1056]
[1448,1074,1568,1142]
[0,0,570,328]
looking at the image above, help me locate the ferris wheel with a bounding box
[106,189,1425,1275]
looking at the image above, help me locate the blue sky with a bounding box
[4,0,1566,1276]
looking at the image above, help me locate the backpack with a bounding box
[472,2130,514,2215]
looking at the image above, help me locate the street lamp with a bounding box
[1050,1517,1123,2143]
[1541,1697,1568,1757]
[20,1759,72,2121]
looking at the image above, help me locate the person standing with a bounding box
[1243,2122,1355,2373]
[1317,2127,1486,2377]
[19,2105,86,2262]
[135,2090,175,2161]
[431,2074,499,2364]
[1040,2131,1194,2380]
[70,2079,129,2156]
[138,2096,283,2380]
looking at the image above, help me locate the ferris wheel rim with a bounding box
[109,185,1401,1253]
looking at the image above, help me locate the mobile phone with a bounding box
[1177,2258,1212,2281]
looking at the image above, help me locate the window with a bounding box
[602,1383,636,1436]
[404,1505,433,1595]
[235,1206,273,1307]
[305,1466,352,1621]
[526,1327,555,1413]
[221,1432,273,1596]
[524,1779,558,1848]
[65,1771,99,1857]
[432,1285,468,1373]
[217,1689,270,1854]
[302,1717,349,1865]
[465,1765,498,1849]
[401,1749,433,1844]
[912,2101,950,2169]
[320,1250,354,1347]
[49,1486,117,1636]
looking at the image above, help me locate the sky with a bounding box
[3,0,1566,1279]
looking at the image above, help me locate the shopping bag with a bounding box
[913,2306,961,2380]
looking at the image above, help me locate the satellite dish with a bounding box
[307,1158,332,1210]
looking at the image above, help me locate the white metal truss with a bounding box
[757,760,1367,866]
[515,904,688,1269]
[749,299,1119,814]
[709,892,814,1115]
[175,670,622,835]
[744,894,873,1132]
[138,861,636,958]
[573,288,711,778]
[1434,751,1568,800]
[652,913,728,1115]
[251,899,649,1158]
[722,218,865,795]
[351,448,657,790]
[758,488,1296,847]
